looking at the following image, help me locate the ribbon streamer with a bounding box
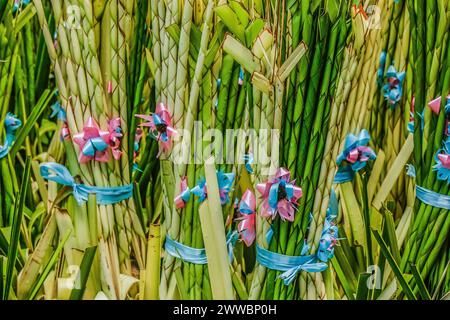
[165,231,239,265]
[416,185,450,210]
[256,245,328,285]
[0,114,22,159]
[40,162,133,205]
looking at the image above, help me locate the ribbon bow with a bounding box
[256,245,328,286]
[191,171,235,205]
[73,117,111,163]
[433,137,450,183]
[381,65,405,108]
[108,118,123,160]
[174,177,191,209]
[256,168,302,222]
[136,102,177,155]
[236,189,256,247]
[317,189,339,262]
[40,162,133,205]
[336,129,376,173]
[0,114,22,159]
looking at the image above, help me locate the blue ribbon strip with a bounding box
[0,113,22,159]
[256,245,328,286]
[40,162,133,205]
[165,231,239,265]
[416,185,450,210]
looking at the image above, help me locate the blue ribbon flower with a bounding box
[40,162,133,205]
[0,113,22,159]
[191,171,235,205]
[381,65,406,108]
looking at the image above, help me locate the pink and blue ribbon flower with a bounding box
[13,0,30,13]
[191,171,235,205]
[107,117,123,160]
[0,113,22,159]
[236,189,256,247]
[381,65,405,108]
[335,129,376,183]
[256,168,302,222]
[136,102,177,155]
[73,117,111,163]
[243,153,254,174]
[174,177,191,209]
[433,137,450,183]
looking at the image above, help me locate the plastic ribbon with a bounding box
[107,118,123,160]
[174,177,191,209]
[382,65,406,108]
[416,185,450,210]
[165,231,239,265]
[256,168,302,222]
[136,102,177,155]
[238,67,245,85]
[377,51,386,86]
[317,189,339,262]
[0,114,22,159]
[191,171,235,205]
[433,137,450,183]
[256,245,328,285]
[428,95,450,136]
[73,117,110,163]
[243,153,254,174]
[334,129,376,183]
[40,162,133,205]
[236,189,256,247]
[50,102,67,122]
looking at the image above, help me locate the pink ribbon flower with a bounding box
[256,168,302,222]
[136,102,177,155]
[174,177,191,209]
[236,189,256,247]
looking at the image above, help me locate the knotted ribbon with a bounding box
[256,168,302,222]
[136,102,177,155]
[335,129,376,183]
[191,171,235,205]
[40,162,133,205]
[165,231,239,264]
[256,245,328,285]
[236,189,256,247]
[174,177,191,209]
[0,114,22,159]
